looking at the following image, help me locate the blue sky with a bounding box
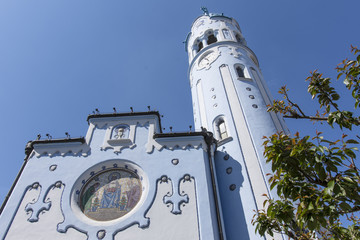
[0,0,359,203]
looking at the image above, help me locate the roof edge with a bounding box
[154,131,216,147]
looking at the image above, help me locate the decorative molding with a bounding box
[33,142,90,157]
[25,181,63,222]
[163,175,192,215]
[149,136,206,152]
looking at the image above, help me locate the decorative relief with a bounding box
[111,125,130,140]
[102,124,136,153]
[25,181,63,222]
[228,47,242,58]
[97,230,106,239]
[49,165,57,171]
[197,50,220,70]
[162,174,191,215]
[17,153,202,240]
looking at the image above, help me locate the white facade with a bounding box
[0,11,288,240]
[0,113,222,240]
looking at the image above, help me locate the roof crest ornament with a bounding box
[200,6,209,16]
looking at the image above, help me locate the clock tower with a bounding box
[185,8,287,239]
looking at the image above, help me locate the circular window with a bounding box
[80,169,142,221]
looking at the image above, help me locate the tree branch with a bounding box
[283,115,328,121]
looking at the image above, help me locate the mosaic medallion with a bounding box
[80,169,142,221]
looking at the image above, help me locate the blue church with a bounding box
[0,9,287,240]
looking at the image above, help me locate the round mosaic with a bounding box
[80,169,142,221]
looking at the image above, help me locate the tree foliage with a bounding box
[252,46,360,239]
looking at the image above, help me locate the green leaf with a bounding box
[328,180,335,189]
[346,139,359,144]
[317,164,327,181]
[344,148,356,158]
[339,202,352,212]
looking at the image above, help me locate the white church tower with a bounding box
[185,8,287,239]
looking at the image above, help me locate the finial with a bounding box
[113,107,116,113]
[130,107,133,113]
[147,106,151,111]
[36,134,41,140]
[201,6,209,16]
[65,132,70,139]
[46,133,52,140]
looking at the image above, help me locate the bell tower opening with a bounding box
[197,41,203,52]
[207,34,217,45]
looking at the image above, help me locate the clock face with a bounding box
[198,51,218,69]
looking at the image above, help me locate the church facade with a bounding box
[0,10,287,240]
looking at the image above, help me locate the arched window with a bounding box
[218,120,228,139]
[214,117,229,141]
[194,39,203,53]
[207,34,217,45]
[235,65,245,78]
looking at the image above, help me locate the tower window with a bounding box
[207,34,217,45]
[235,33,241,43]
[214,117,229,141]
[197,42,203,52]
[222,29,231,40]
[234,64,248,79]
[235,66,245,78]
[218,120,228,139]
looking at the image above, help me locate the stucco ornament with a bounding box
[23,158,195,240]
[17,118,213,240]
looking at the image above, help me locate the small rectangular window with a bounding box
[222,29,231,40]
[219,121,228,139]
[236,66,245,78]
